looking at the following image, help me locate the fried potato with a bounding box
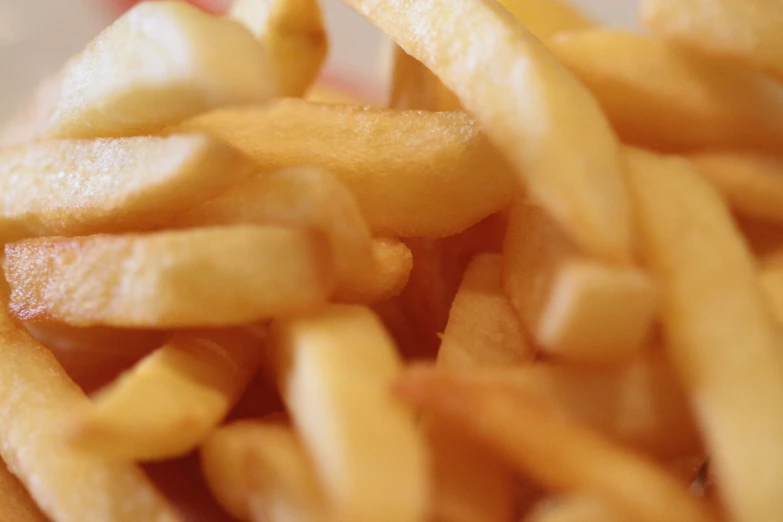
[69,328,263,461]
[482,354,701,458]
[172,166,374,297]
[230,0,327,96]
[642,0,783,81]
[201,421,326,522]
[688,151,783,224]
[268,305,428,522]
[342,0,633,262]
[24,322,166,393]
[549,30,783,152]
[438,253,534,368]
[761,264,783,324]
[389,46,462,111]
[180,100,517,238]
[397,367,714,522]
[0,307,179,522]
[503,199,656,364]
[525,495,628,522]
[5,226,333,328]
[497,0,593,39]
[0,1,274,144]
[337,237,413,304]
[625,147,783,522]
[0,135,254,243]
[0,459,48,522]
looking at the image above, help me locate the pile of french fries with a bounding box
[1,0,782,520]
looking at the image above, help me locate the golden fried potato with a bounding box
[5,226,333,328]
[389,46,462,111]
[626,147,783,522]
[504,199,656,364]
[181,100,516,237]
[497,0,593,39]
[688,151,783,224]
[336,237,413,304]
[397,367,714,522]
[268,305,428,522]
[201,421,326,522]
[70,328,263,461]
[0,135,254,243]
[525,495,629,522]
[0,459,48,522]
[0,307,179,522]
[550,30,783,152]
[342,0,633,262]
[230,0,327,96]
[0,1,274,144]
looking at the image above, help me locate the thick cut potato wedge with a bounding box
[0,307,179,522]
[688,151,783,224]
[503,199,656,364]
[438,253,534,368]
[230,0,327,96]
[625,147,783,522]
[69,328,263,461]
[550,30,783,152]
[268,305,428,522]
[0,135,254,243]
[0,1,274,144]
[173,166,374,296]
[342,0,633,262]
[181,100,516,238]
[642,0,783,81]
[397,367,714,522]
[4,226,333,328]
[201,421,326,522]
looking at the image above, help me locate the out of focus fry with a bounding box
[642,0,783,81]
[201,421,326,522]
[0,459,48,522]
[0,135,254,243]
[5,226,332,328]
[550,30,783,152]
[503,199,656,364]
[397,367,714,522]
[268,305,428,522]
[1,1,274,143]
[342,0,633,262]
[688,151,783,224]
[438,253,534,368]
[625,147,783,522]
[525,495,628,522]
[336,237,413,304]
[761,257,783,323]
[70,328,263,461]
[497,0,593,39]
[0,307,180,522]
[230,0,327,96]
[181,100,516,237]
[173,166,374,297]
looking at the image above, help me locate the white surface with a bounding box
[0,0,640,121]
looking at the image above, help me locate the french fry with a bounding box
[389,46,462,111]
[0,306,180,522]
[549,30,783,152]
[761,263,783,323]
[336,237,413,304]
[524,495,628,522]
[180,100,517,238]
[503,198,656,364]
[625,147,783,522]
[24,322,166,393]
[144,454,238,522]
[230,0,327,96]
[642,0,783,81]
[438,253,534,368]
[397,367,714,522]
[736,216,783,260]
[0,135,254,243]
[0,1,275,144]
[688,151,783,224]
[172,166,375,297]
[268,305,428,522]
[0,459,48,522]
[342,0,633,263]
[497,0,593,39]
[69,328,264,461]
[4,226,333,328]
[482,354,701,458]
[201,421,326,522]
